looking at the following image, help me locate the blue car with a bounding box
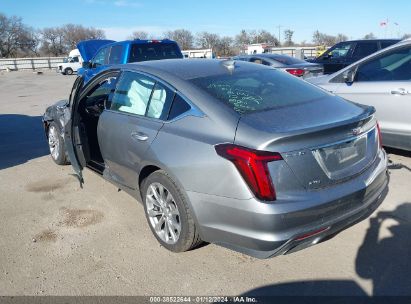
[77,39,183,83]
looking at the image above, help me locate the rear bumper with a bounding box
[187,149,389,258]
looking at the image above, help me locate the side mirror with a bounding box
[82,61,92,69]
[342,69,355,83]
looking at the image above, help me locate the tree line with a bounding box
[0,13,104,58]
[1,11,410,58]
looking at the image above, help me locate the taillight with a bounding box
[376,122,383,148]
[286,68,305,77]
[215,144,282,201]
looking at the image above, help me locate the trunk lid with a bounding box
[234,95,378,189]
[76,39,115,62]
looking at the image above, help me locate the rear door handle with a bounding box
[390,88,409,95]
[131,132,148,141]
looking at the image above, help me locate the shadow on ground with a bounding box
[0,114,49,170]
[242,203,411,298]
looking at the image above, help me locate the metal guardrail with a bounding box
[0,57,65,71]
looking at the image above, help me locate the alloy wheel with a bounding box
[48,125,60,160]
[145,182,181,244]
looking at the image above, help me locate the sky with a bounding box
[1,0,410,43]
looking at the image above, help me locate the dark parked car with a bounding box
[233,54,323,78]
[309,39,400,74]
[43,59,388,258]
[77,39,183,83]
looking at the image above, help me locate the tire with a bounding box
[64,68,73,75]
[142,170,202,252]
[47,122,68,165]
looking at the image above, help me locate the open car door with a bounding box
[64,76,86,186]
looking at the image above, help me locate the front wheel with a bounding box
[47,122,68,165]
[64,68,73,75]
[142,170,202,252]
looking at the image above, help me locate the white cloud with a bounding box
[113,0,142,7]
[83,0,142,7]
[102,26,168,40]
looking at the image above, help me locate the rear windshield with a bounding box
[129,43,182,62]
[266,55,305,65]
[190,69,327,114]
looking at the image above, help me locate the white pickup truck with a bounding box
[57,49,83,75]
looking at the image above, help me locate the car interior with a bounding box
[75,77,116,174]
[74,72,171,174]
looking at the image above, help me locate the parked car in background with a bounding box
[43,59,388,258]
[308,39,411,151]
[77,39,183,83]
[309,39,401,74]
[57,49,83,75]
[233,54,323,78]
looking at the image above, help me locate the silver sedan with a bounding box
[308,39,411,151]
[43,59,388,258]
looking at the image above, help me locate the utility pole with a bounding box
[276,25,282,46]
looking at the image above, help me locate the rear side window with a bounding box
[108,45,123,64]
[110,71,155,115]
[129,43,182,62]
[190,69,327,114]
[352,42,378,58]
[168,95,191,120]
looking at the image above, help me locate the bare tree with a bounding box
[283,29,294,46]
[234,29,278,47]
[61,24,105,50]
[216,36,234,56]
[164,29,193,50]
[129,30,149,40]
[363,32,376,40]
[0,13,39,57]
[196,31,219,49]
[40,27,66,56]
[313,30,347,46]
[39,24,105,56]
[254,30,278,45]
[335,33,348,43]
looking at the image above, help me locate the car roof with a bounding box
[336,39,401,43]
[107,39,177,47]
[117,59,265,81]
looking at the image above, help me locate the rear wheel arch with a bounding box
[138,164,204,240]
[139,165,161,189]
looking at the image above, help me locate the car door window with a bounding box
[352,42,378,59]
[356,46,411,81]
[92,48,108,67]
[110,71,155,115]
[83,75,117,115]
[146,82,174,120]
[168,94,191,120]
[108,45,123,64]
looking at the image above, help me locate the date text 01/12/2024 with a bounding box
[149,296,257,303]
